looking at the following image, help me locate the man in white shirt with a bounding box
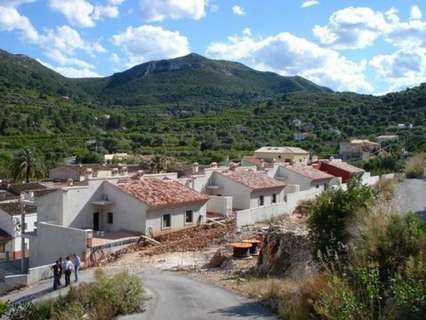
[64,256,74,286]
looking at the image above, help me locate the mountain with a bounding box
[0,50,331,107]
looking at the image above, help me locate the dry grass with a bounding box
[405,153,426,178]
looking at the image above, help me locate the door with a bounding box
[93,212,100,231]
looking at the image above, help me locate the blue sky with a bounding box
[1,1,426,94]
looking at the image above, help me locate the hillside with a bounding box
[0,50,330,107]
[0,49,425,175]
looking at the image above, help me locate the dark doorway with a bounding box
[93,212,100,231]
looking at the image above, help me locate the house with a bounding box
[293,132,307,141]
[48,164,144,182]
[314,160,364,183]
[339,139,380,160]
[30,172,208,267]
[240,156,268,170]
[206,170,286,210]
[254,146,310,164]
[272,165,335,191]
[0,202,37,261]
[104,153,128,163]
[376,135,398,144]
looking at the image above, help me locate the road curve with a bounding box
[120,269,277,320]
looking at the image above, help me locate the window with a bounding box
[272,194,277,204]
[0,243,5,253]
[162,214,171,229]
[107,212,113,224]
[185,210,193,224]
[259,195,264,206]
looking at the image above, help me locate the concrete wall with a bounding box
[206,196,233,216]
[236,187,323,227]
[362,172,380,186]
[275,166,312,190]
[30,222,89,267]
[102,182,147,233]
[208,173,251,209]
[249,189,285,208]
[146,203,207,236]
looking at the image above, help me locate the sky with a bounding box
[1,1,426,95]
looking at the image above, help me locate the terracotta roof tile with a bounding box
[219,171,286,191]
[285,165,334,181]
[115,177,209,208]
[322,161,364,174]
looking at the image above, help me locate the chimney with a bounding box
[211,162,218,168]
[260,159,265,169]
[136,170,144,179]
[67,178,74,186]
[192,162,199,174]
[121,166,128,175]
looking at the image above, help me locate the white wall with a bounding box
[30,222,89,267]
[275,166,313,191]
[236,187,323,227]
[207,196,232,216]
[208,173,251,209]
[102,182,147,233]
[145,203,207,236]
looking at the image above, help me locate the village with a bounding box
[0,139,407,295]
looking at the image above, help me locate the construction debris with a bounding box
[205,249,229,268]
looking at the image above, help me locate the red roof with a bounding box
[219,171,286,191]
[285,165,334,181]
[115,177,209,208]
[322,161,364,174]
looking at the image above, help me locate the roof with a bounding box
[51,164,144,175]
[349,139,380,146]
[9,183,47,195]
[0,202,37,216]
[284,165,334,181]
[115,177,209,208]
[322,160,364,174]
[0,229,12,241]
[254,146,309,155]
[219,170,286,191]
[241,156,271,169]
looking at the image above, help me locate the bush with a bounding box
[405,153,426,178]
[5,270,143,320]
[307,178,374,265]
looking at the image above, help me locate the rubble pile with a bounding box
[140,222,235,256]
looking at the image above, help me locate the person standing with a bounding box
[51,261,60,290]
[58,257,64,286]
[73,253,81,282]
[64,256,74,287]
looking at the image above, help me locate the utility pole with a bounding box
[19,193,26,273]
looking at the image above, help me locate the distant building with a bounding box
[272,165,335,191]
[314,160,364,183]
[254,146,310,164]
[104,153,128,163]
[376,135,398,144]
[293,132,306,141]
[339,139,380,161]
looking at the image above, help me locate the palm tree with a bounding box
[10,148,44,183]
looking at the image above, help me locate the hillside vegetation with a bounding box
[0,49,425,175]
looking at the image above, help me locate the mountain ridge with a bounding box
[0,49,331,107]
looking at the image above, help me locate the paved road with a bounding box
[120,269,276,320]
[395,178,426,219]
[2,268,276,320]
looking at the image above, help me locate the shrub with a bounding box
[308,178,374,265]
[405,153,426,178]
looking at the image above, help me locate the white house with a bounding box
[271,165,335,191]
[254,146,310,164]
[30,173,208,267]
[205,170,287,210]
[0,202,37,261]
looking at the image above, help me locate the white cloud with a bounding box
[0,1,38,42]
[38,59,100,78]
[112,25,190,67]
[370,48,426,91]
[385,16,426,49]
[301,1,319,9]
[48,0,95,28]
[206,30,372,93]
[48,0,125,27]
[232,5,245,16]
[410,5,422,20]
[313,7,390,49]
[139,0,206,21]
